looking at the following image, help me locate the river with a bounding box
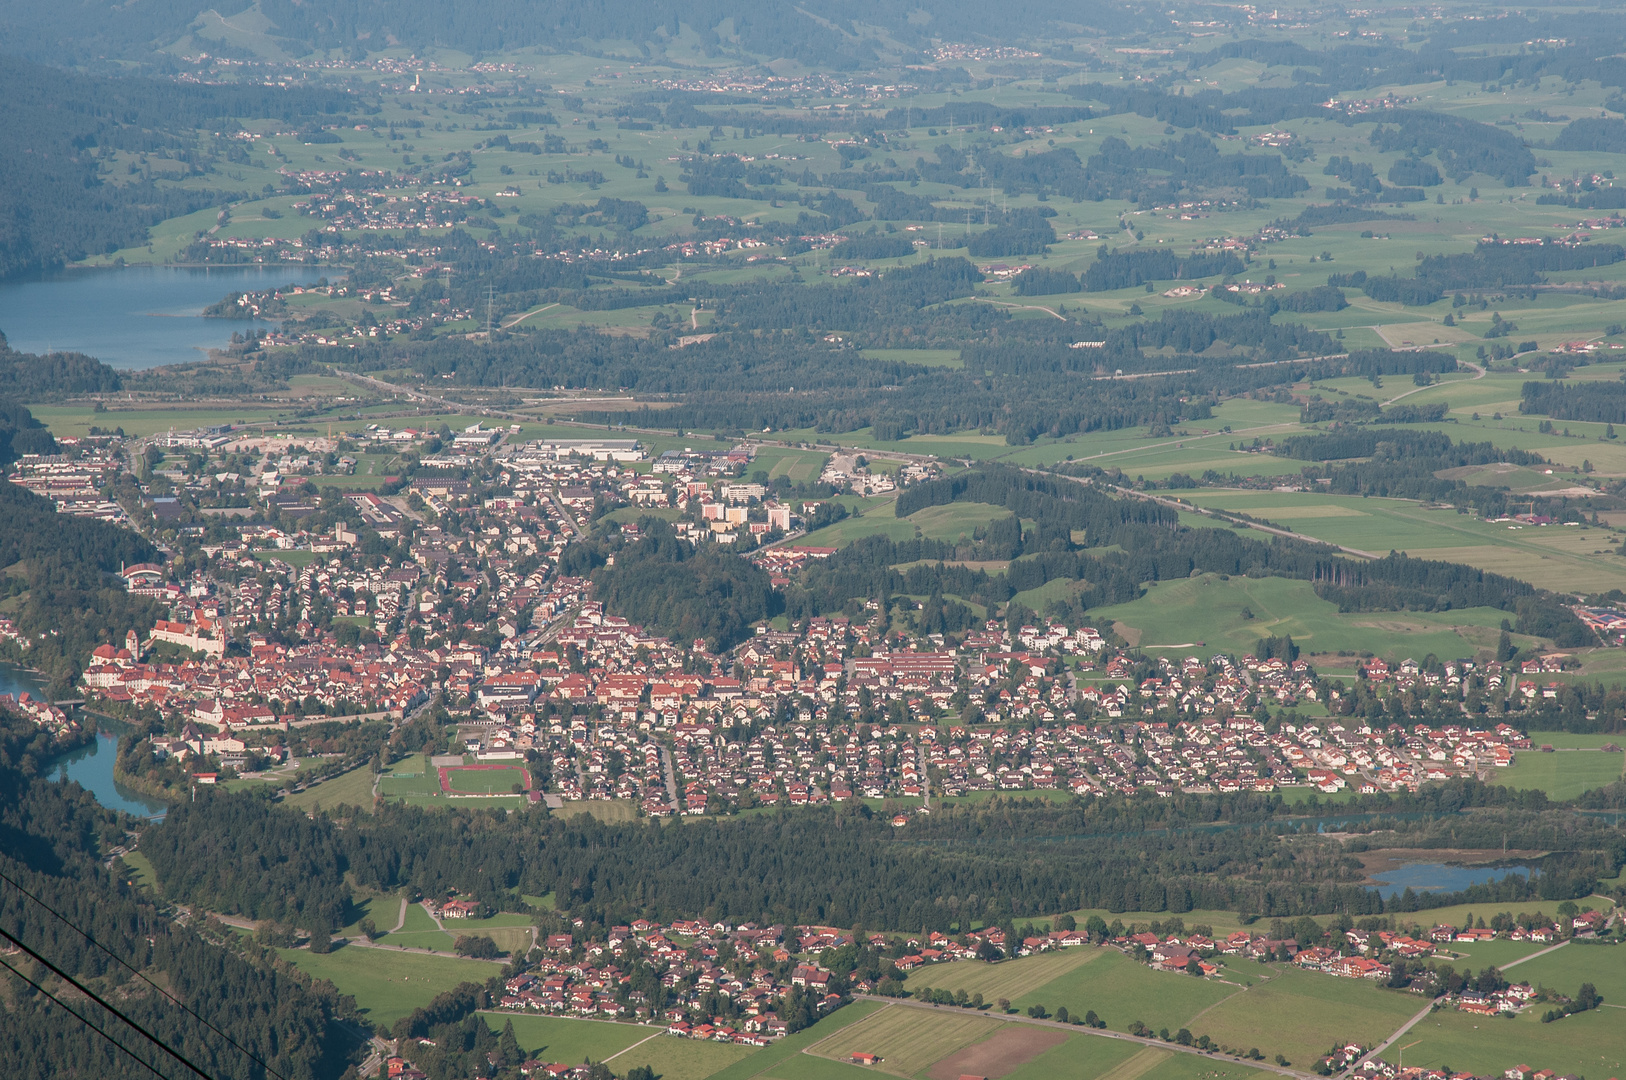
[0,265,321,370]
[1,664,168,819]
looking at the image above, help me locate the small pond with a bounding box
[1368,861,1534,896]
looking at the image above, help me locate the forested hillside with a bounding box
[0,712,363,1079]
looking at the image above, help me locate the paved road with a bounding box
[661,744,681,809]
[850,995,1319,1080]
[1346,1002,1435,1077]
[1381,360,1485,408]
[1101,481,1382,560]
[1500,939,1569,970]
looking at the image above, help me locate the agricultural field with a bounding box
[276,942,501,1027]
[808,1003,1005,1077]
[1504,941,1626,1003]
[1178,490,1626,593]
[1487,749,1626,800]
[708,1001,887,1080]
[1189,966,1420,1068]
[1087,573,1538,662]
[1009,951,1240,1037]
[1377,1004,1624,1080]
[903,947,1104,1004]
[998,1034,1143,1080]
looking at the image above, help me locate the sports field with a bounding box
[440,764,530,795]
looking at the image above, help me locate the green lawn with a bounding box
[1488,751,1624,801]
[1191,966,1419,1067]
[612,1035,755,1080]
[480,1015,652,1063]
[118,851,160,895]
[758,1054,882,1080]
[379,902,455,952]
[283,762,376,811]
[278,942,500,1027]
[27,404,287,439]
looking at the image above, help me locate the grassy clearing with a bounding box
[903,948,1104,1004]
[1191,966,1420,1067]
[557,799,639,823]
[1011,951,1240,1036]
[860,348,963,369]
[118,851,160,895]
[1378,1004,1624,1079]
[278,942,499,1028]
[800,500,1011,549]
[808,1004,1004,1078]
[1488,751,1624,801]
[478,1015,650,1063]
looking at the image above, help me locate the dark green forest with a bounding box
[141,778,1625,939]
[0,712,363,1079]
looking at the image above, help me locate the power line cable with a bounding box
[0,923,217,1080]
[0,950,174,1080]
[0,868,288,1080]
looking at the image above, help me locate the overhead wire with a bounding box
[0,922,217,1080]
[0,867,287,1080]
[0,949,174,1080]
